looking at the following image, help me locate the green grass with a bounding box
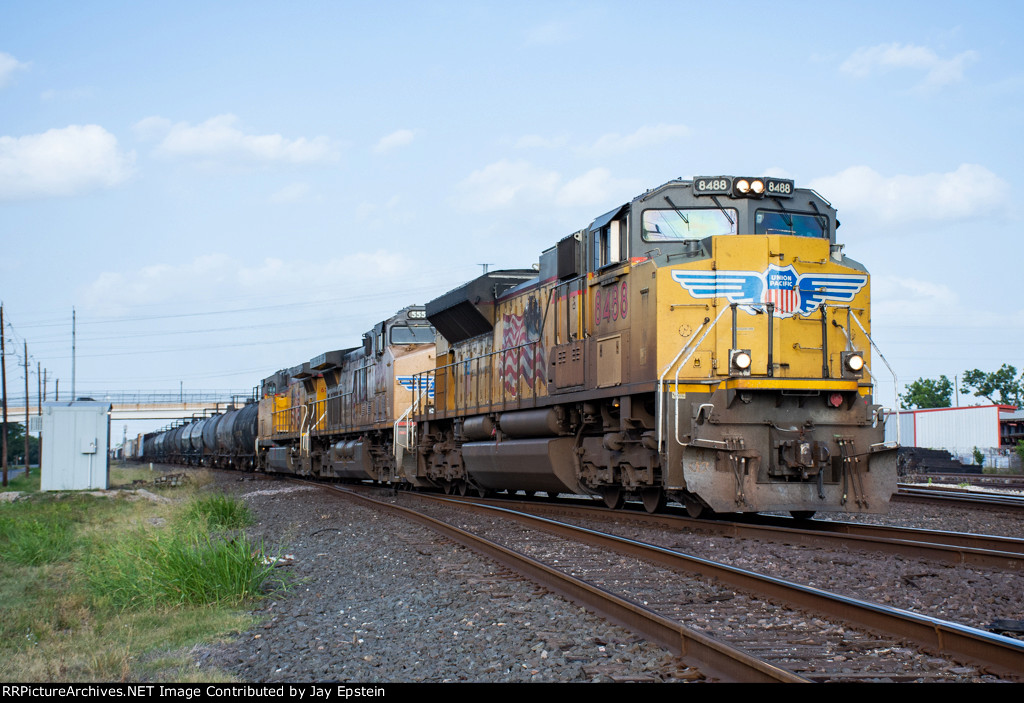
[0,503,76,565]
[83,525,276,610]
[1,469,41,492]
[0,477,286,681]
[182,493,254,531]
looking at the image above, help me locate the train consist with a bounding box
[141,174,898,517]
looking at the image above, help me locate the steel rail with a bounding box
[448,495,1024,571]
[895,487,1024,513]
[313,482,808,683]
[414,492,1024,679]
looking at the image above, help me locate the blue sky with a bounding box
[1,1,1021,432]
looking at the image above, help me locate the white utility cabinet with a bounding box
[40,401,111,491]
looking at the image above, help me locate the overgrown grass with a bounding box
[0,477,284,681]
[84,525,276,610]
[0,502,77,565]
[182,493,253,531]
[1,469,41,492]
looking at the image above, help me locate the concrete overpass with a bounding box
[3,390,254,424]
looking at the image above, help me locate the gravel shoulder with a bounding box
[199,474,698,683]
[193,472,1023,682]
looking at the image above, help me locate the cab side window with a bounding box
[591,216,627,271]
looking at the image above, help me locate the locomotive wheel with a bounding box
[790,510,816,520]
[600,487,625,510]
[442,481,454,495]
[683,495,705,518]
[457,481,469,496]
[641,488,667,514]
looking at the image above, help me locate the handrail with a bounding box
[416,340,544,418]
[846,309,901,447]
[673,306,731,447]
[655,305,730,452]
[394,371,436,458]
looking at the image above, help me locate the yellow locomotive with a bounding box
[257,306,436,483]
[411,175,897,516]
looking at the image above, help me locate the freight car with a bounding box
[143,401,259,470]
[407,175,897,517]
[145,174,898,518]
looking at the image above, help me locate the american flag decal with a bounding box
[766,267,798,314]
[501,312,545,396]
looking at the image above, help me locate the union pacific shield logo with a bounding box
[671,264,867,319]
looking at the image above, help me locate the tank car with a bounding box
[257,306,436,482]
[409,175,897,516]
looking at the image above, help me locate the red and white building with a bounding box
[886,404,1021,468]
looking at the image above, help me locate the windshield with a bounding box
[390,325,434,345]
[755,210,827,238]
[642,208,738,241]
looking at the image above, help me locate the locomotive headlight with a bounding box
[842,351,865,378]
[750,179,765,195]
[730,349,752,375]
[735,179,751,194]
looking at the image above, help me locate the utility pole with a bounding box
[37,362,42,474]
[71,307,76,401]
[23,341,28,475]
[1,303,8,487]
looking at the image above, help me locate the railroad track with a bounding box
[442,496,1024,572]
[895,485,1024,513]
[902,474,1024,492]
[307,481,1024,683]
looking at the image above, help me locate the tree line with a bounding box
[900,364,1024,409]
[3,422,40,466]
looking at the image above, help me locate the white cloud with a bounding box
[515,134,569,150]
[873,274,959,318]
[269,182,312,204]
[807,164,1009,224]
[581,123,690,156]
[0,51,28,88]
[454,160,642,212]
[454,159,560,211]
[132,116,173,141]
[840,43,978,88]
[555,168,642,208]
[0,124,134,201]
[135,114,338,164]
[40,87,93,101]
[373,129,415,154]
[81,252,413,314]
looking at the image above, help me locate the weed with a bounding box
[83,525,279,610]
[182,494,253,531]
